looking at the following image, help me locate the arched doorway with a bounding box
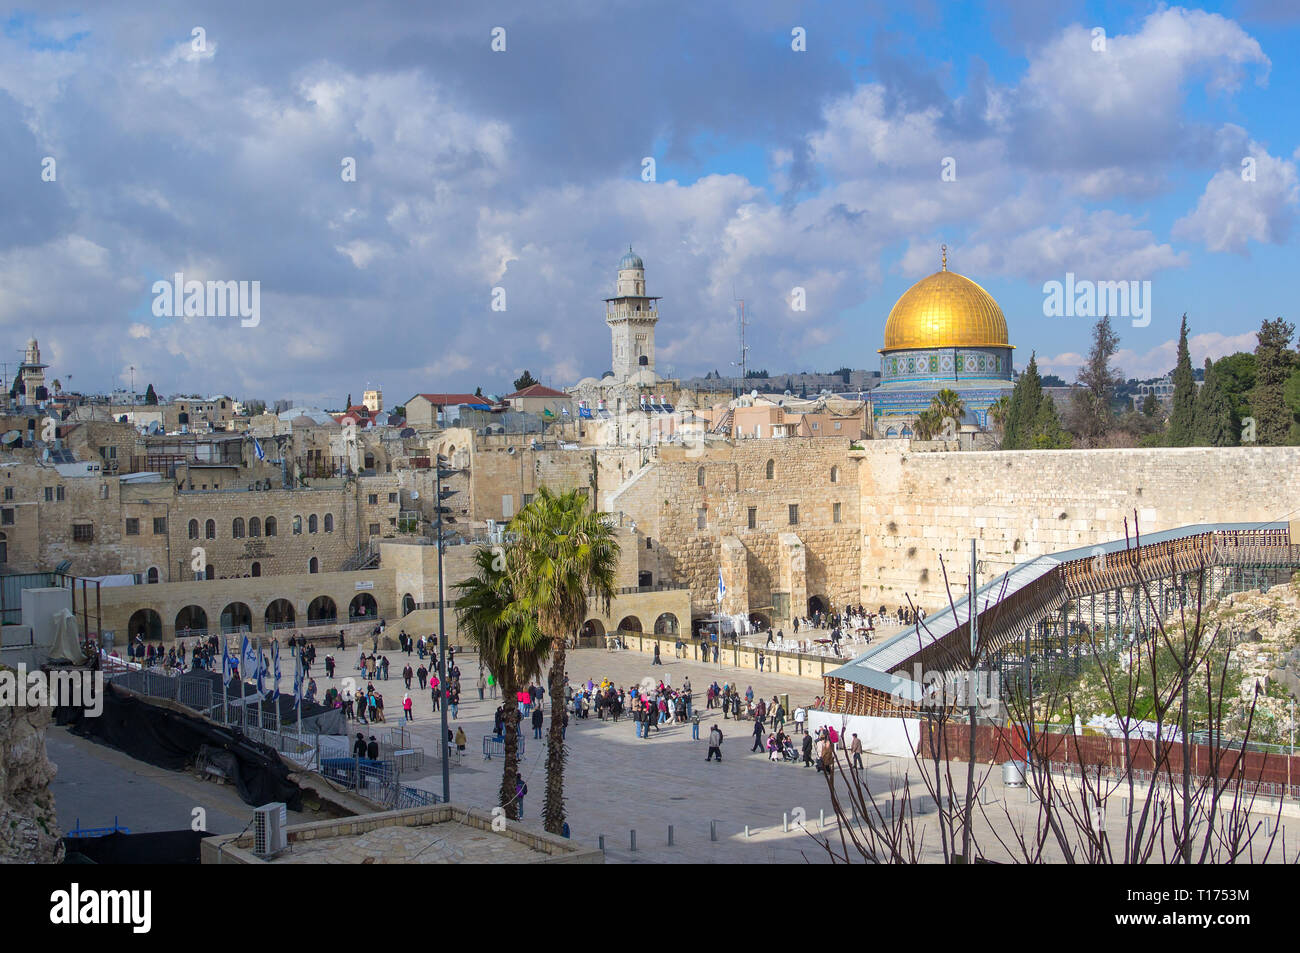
[264,598,296,629]
[221,602,252,633]
[807,595,827,617]
[402,593,416,615]
[653,612,679,635]
[175,605,208,637]
[749,611,771,632]
[580,619,605,645]
[616,615,642,633]
[349,592,378,621]
[128,608,162,642]
[638,570,653,587]
[307,596,337,624]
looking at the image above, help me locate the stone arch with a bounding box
[307,595,337,623]
[885,427,898,438]
[402,593,416,615]
[830,465,839,484]
[205,519,216,539]
[128,607,162,642]
[653,612,679,635]
[807,595,827,616]
[580,619,605,642]
[232,517,245,539]
[249,517,261,537]
[250,561,261,577]
[749,611,771,631]
[697,466,705,487]
[765,458,774,480]
[308,556,319,574]
[264,598,296,628]
[309,514,318,534]
[324,513,333,533]
[616,615,643,633]
[146,567,159,584]
[220,602,252,633]
[349,592,378,620]
[175,605,207,636]
[187,519,199,539]
[265,516,278,536]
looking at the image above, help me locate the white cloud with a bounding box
[1173,144,1300,252]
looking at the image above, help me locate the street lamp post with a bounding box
[434,455,455,804]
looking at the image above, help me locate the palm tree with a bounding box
[932,388,966,433]
[508,487,620,834]
[914,408,943,440]
[454,547,547,819]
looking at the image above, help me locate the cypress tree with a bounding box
[1167,314,1197,446]
[1004,353,1044,450]
[1251,318,1296,445]
[1141,392,1159,418]
[1194,357,1235,446]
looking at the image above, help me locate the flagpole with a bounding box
[256,637,264,734]
[221,636,229,726]
[296,653,303,740]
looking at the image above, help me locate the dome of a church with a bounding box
[618,246,644,271]
[882,268,1009,352]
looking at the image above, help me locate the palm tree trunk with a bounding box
[543,635,568,834]
[500,652,521,820]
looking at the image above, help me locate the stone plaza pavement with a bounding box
[315,643,849,862]
[303,641,1300,864]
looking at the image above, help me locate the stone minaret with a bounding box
[605,247,660,383]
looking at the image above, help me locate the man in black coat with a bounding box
[353,732,367,759]
[802,731,814,767]
[751,715,765,752]
[366,736,379,760]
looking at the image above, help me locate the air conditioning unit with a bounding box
[252,802,288,857]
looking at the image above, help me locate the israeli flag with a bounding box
[222,636,233,680]
[271,640,282,701]
[254,437,266,461]
[241,636,256,681]
[717,568,726,604]
[293,656,304,709]
[255,648,266,694]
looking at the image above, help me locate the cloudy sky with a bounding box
[1,0,1297,406]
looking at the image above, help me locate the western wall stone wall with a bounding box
[855,443,1300,610]
[604,438,861,624]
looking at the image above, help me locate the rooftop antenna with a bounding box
[729,289,749,398]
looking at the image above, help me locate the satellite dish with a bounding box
[783,390,792,398]
[1,430,20,445]
[750,390,758,399]
[411,490,420,500]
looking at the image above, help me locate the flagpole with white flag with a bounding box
[255,638,265,733]
[221,635,230,726]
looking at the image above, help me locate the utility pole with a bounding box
[963,538,978,864]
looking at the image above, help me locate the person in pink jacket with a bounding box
[403,693,413,721]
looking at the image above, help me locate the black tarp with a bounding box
[67,684,303,811]
[64,830,210,865]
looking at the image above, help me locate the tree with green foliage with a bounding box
[474,386,483,398]
[1003,354,1071,449]
[508,488,619,835]
[1068,315,1121,447]
[513,369,539,392]
[1250,318,1297,445]
[144,383,158,405]
[1167,315,1197,446]
[1141,392,1159,418]
[454,547,547,820]
[1194,357,1235,446]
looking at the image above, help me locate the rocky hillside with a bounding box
[0,668,63,863]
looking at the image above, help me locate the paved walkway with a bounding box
[311,644,844,861]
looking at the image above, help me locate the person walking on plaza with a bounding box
[403,663,413,690]
[802,731,814,767]
[691,708,701,741]
[477,671,486,701]
[515,773,528,819]
[403,693,413,722]
[531,706,544,740]
[416,664,428,690]
[706,724,724,762]
[751,715,765,753]
[850,733,864,772]
[652,642,661,665]
[794,705,805,735]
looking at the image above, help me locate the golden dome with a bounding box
[882,266,1010,352]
